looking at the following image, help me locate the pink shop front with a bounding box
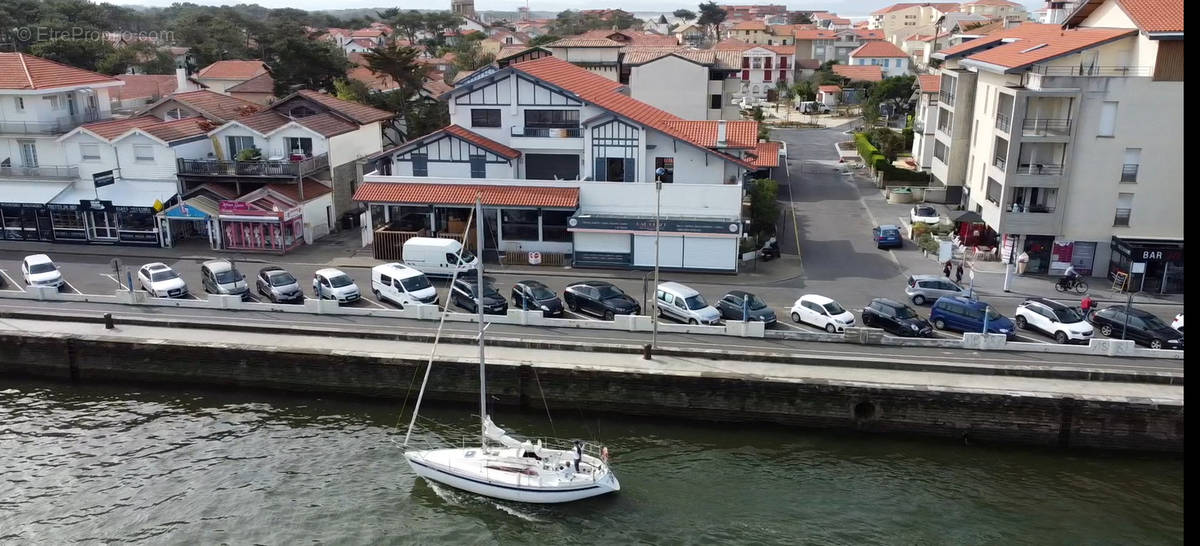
[218,201,304,253]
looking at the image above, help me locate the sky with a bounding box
[95,1,1045,19]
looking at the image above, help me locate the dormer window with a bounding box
[165,107,184,120]
[289,105,317,118]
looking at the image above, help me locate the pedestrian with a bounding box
[955,263,964,284]
[943,261,952,278]
[1081,295,1094,316]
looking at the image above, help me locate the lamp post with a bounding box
[651,175,663,351]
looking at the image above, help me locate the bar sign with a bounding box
[93,170,116,188]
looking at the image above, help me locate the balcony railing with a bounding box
[1120,164,1138,183]
[1022,118,1072,136]
[1014,163,1064,175]
[995,113,1011,132]
[176,153,329,179]
[939,90,956,106]
[0,111,107,136]
[0,165,79,180]
[510,127,582,138]
[992,156,1007,170]
[936,123,952,136]
[1029,65,1152,77]
[1007,203,1055,213]
[1114,208,1132,227]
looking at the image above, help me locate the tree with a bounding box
[789,13,813,24]
[748,178,780,239]
[265,26,350,95]
[391,10,427,45]
[528,34,560,47]
[361,43,431,101]
[792,81,816,101]
[31,39,114,72]
[673,9,696,21]
[421,11,464,49]
[697,2,727,40]
[333,77,371,103]
[873,128,905,161]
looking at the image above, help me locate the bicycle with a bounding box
[1055,277,1088,294]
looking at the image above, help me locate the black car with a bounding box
[1088,305,1184,350]
[451,276,508,315]
[563,280,640,320]
[862,297,934,337]
[714,290,777,324]
[511,280,564,317]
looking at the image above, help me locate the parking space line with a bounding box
[562,310,597,321]
[775,321,811,332]
[360,296,388,309]
[0,270,24,291]
[60,281,81,294]
[1014,333,1053,345]
[101,273,128,290]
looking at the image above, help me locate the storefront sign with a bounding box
[567,215,740,235]
[92,170,116,188]
[45,203,78,211]
[115,206,156,214]
[219,200,250,213]
[119,231,160,244]
[78,199,112,212]
[573,251,632,266]
[52,230,88,240]
[1,202,44,209]
[283,207,302,221]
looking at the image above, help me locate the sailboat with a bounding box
[402,197,621,504]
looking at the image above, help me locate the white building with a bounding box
[848,40,911,77]
[357,56,779,272]
[715,41,796,100]
[929,0,1183,293]
[621,48,742,120]
[909,75,940,170]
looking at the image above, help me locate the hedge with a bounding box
[855,132,931,184]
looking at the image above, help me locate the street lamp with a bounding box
[651,171,664,352]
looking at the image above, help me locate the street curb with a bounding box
[0,309,1182,386]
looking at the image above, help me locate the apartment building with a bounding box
[357,56,777,272]
[960,0,1030,20]
[928,0,1183,293]
[620,47,742,120]
[910,75,940,169]
[869,3,963,43]
[715,40,796,100]
[794,28,885,66]
[726,21,793,46]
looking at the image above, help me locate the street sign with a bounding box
[93,170,115,188]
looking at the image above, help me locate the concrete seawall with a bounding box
[0,328,1183,453]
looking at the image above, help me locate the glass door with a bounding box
[89,210,119,241]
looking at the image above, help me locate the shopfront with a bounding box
[0,181,72,241]
[45,179,175,246]
[568,214,741,272]
[218,201,304,253]
[160,198,220,249]
[1109,236,1184,294]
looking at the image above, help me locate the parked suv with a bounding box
[1014,297,1093,344]
[201,259,249,299]
[21,254,64,289]
[905,274,971,305]
[930,296,1015,339]
[655,282,721,325]
[563,281,640,320]
[861,298,933,337]
[312,268,360,304]
[451,276,507,315]
[256,266,303,303]
[1088,305,1183,350]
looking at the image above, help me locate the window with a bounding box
[767,39,773,45]
[227,136,255,157]
[542,210,572,242]
[133,145,154,161]
[44,96,60,110]
[1114,193,1133,226]
[933,140,947,163]
[471,109,501,128]
[1121,148,1140,183]
[751,58,762,69]
[764,57,772,69]
[986,178,1001,205]
[501,209,539,241]
[764,71,772,82]
[882,59,890,67]
[741,70,750,81]
[18,141,37,167]
[411,153,428,177]
[742,57,750,69]
[164,107,185,120]
[285,137,313,156]
[80,143,100,160]
[288,105,317,118]
[972,120,978,146]
[710,94,721,109]
[525,109,579,128]
[1098,101,1118,136]
[15,97,24,111]
[469,155,486,178]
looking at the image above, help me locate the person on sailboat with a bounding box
[573,440,583,472]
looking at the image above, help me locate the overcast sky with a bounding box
[98,1,1043,18]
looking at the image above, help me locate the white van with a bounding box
[371,263,438,307]
[402,237,479,278]
[655,281,722,325]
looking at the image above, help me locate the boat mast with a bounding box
[475,195,487,449]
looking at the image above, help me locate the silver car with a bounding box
[201,259,249,299]
[905,274,971,305]
[256,266,303,303]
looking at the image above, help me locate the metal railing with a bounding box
[1022,118,1071,136]
[1008,203,1055,213]
[936,123,952,136]
[992,156,1007,170]
[938,91,955,105]
[176,153,329,179]
[995,113,1011,132]
[510,126,582,138]
[0,165,79,179]
[1014,163,1064,175]
[1029,65,1152,77]
[0,111,107,135]
[1120,164,1138,183]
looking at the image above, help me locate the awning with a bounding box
[52,179,178,209]
[0,181,72,206]
[950,210,985,223]
[568,214,741,236]
[353,182,579,208]
[164,195,219,219]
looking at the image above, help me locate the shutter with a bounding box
[593,160,606,182]
[470,155,486,178]
[412,153,428,177]
[623,158,636,182]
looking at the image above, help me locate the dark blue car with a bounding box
[873,224,902,249]
[930,296,1016,340]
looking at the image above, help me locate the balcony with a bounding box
[1001,206,1063,234]
[176,153,329,181]
[0,111,108,136]
[995,113,1011,133]
[508,126,583,150]
[1021,118,1072,138]
[1024,65,1152,91]
[992,156,1007,171]
[1121,164,1138,183]
[0,165,79,180]
[939,90,956,106]
[1013,163,1064,176]
[510,127,582,138]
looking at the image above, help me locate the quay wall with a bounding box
[0,332,1182,453]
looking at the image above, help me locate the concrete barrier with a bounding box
[962,333,1009,350]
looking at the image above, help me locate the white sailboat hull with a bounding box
[405,448,620,504]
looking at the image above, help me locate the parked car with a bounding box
[511,280,563,317]
[137,262,187,298]
[910,205,940,225]
[563,280,640,320]
[371,262,438,308]
[451,276,507,315]
[905,274,971,305]
[21,254,64,289]
[789,294,855,333]
[797,100,830,114]
[200,259,249,299]
[312,268,360,304]
[256,266,303,303]
[872,224,902,249]
[930,296,1015,339]
[655,282,721,325]
[715,290,777,325]
[861,298,933,337]
[1088,306,1184,350]
[1172,313,1183,333]
[1014,297,1093,344]
[402,237,478,278]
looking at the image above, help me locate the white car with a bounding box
[313,268,360,304]
[21,254,64,288]
[789,294,856,333]
[1014,297,1093,344]
[1171,313,1183,333]
[137,262,188,298]
[910,205,940,225]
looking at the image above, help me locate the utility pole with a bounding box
[651,177,662,352]
[1002,234,1017,292]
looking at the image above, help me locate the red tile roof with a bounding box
[731,20,768,30]
[850,40,909,58]
[578,29,680,46]
[621,46,717,66]
[546,37,624,47]
[749,141,781,168]
[792,29,838,40]
[165,90,261,122]
[938,23,1137,69]
[964,0,1021,6]
[662,121,759,149]
[111,75,178,102]
[196,60,269,80]
[0,52,120,90]
[266,178,333,203]
[1114,0,1183,33]
[226,72,275,94]
[353,182,580,208]
[917,74,941,92]
[871,3,962,16]
[831,64,884,81]
[854,29,886,40]
[713,38,757,50]
[818,84,843,93]
[78,116,165,140]
[294,90,393,124]
[235,110,358,137]
[76,115,208,142]
[444,125,521,159]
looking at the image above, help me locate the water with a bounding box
[0,380,1182,544]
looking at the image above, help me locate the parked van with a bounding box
[930,296,1015,339]
[402,237,479,278]
[371,262,438,307]
[797,100,830,114]
[655,282,722,325]
[200,259,249,299]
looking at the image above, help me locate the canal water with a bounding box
[0,380,1182,544]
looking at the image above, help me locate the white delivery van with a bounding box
[371,262,438,307]
[402,237,479,278]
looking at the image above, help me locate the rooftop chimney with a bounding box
[176,67,188,92]
[716,120,728,147]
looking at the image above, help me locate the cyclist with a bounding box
[1061,264,1079,288]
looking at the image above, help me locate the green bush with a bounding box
[748,178,780,240]
[902,127,914,149]
[236,147,262,161]
[917,233,939,253]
